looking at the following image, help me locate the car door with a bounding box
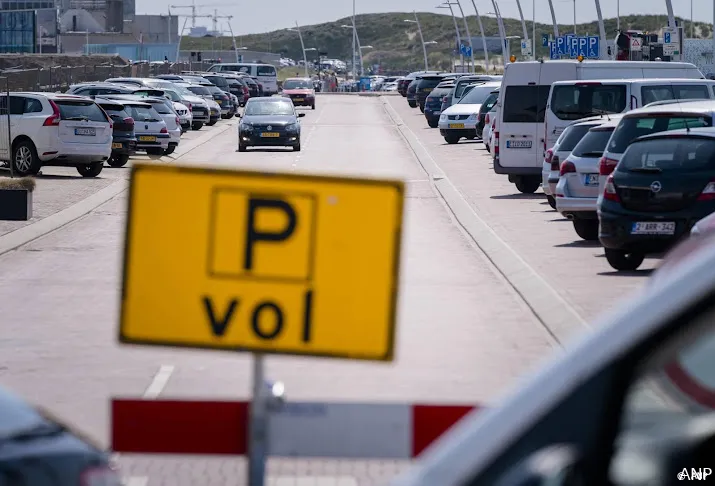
[0,95,8,161]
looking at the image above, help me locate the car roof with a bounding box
[93,97,127,109]
[551,77,715,86]
[624,99,715,117]
[19,92,93,101]
[285,77,311,82]
[99,94,154,106]
[636,126,715,141]
[246,96,292,103]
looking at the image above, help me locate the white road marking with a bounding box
[142,365,175,399]
[123,476,149,486]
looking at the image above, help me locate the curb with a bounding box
[0,120,236,257]
[381,96,589,346]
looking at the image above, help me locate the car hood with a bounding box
[182,94,208,107]
[173,102,189,112]
[443,103,482,116]
[242,114,297,125]
[282,89,314,95]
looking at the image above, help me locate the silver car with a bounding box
[117,100,170,156]
[555,117,622,241]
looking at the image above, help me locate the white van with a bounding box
[207,63,279,95]
[546,78,715,149]
[495,60,704,193]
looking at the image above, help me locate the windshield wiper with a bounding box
[0,423,64,445]
[629,167,662,173]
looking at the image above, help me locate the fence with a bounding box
[0,61,216,93]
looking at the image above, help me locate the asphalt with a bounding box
[0,93,652,485]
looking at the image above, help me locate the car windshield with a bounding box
[570,128,615,158]
[147,101,173,114]
[204,76,228,88]
[283,79,312,89]
[186,85,212,96]
[126,105,161,122]
[455,80,483,98]
[458,85,499,105]
[557,123,599,152]
[245,101,294,116]
[161,90,182,102]
[550,84,627,120]
[55,100,107,122]
[478,92,499,114]
[619,137,715,172]
[100,106,129,120]
[607,115,712,154]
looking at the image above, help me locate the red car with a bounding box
[281,77,316,109]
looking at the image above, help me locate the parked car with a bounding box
[424,82,455,128]
[109,99,170,156]
[483,105,497,153]
[106,95,181,156]
[0,93,112,177]
[177,83,221,125]
[169,84,211,130]
[133,87,192,131]
[406,79,420,108]
[94,98,137,168]
[238,97,305,152]
[555,117,623,240]
[415,75,450,112]
[475,88,499,139]
[204,84,232,118]
[438,82,501,144]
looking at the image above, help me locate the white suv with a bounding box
[0,93,112,177]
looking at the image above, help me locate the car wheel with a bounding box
[604,248,645,271]
[163,146,175,156]
[572,219,599,241]
[293,143,301,152]
[192,122,203,130]
[408,100,417,108]
[427,119,438,128]
[146,148,164,156]
[546,195,556,209]
[419,105,425,113]
[515,176,541,194]
[311,104,316,110]
[238,143,247,152]
[107,154,129,168]
[12,140,41,176]
[207,120,217,126]
[76,162,103,178]
[444,134,460,144]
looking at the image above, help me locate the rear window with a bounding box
[478,92,499,114]
[641,84,710,105]
[550,84,627,121]
[101,106,129,119]
[620,137,715,172]
[502,85,551,123]
[144,80,176,89]
[148,101,172,114]
[257,65,277,76]
[428,88,451,98]
[55,100,107,122]
[607,115,712,154]
[557,124,598,151]
[204,76,229,88]
[571,128,615,158]
[186,86,211,96]
[126,105,161,122]
[455,81,480,98]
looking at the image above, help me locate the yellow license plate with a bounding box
[449,123,465,129]
[112,142,123,149]
[260,132,279,138]
[139,136,156,142]
[294,98,304,102]
[423,88,432,91]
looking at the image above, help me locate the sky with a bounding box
[139,0,714,36]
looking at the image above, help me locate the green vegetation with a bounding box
[181,13,711,72]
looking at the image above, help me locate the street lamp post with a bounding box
[547,0,559,40]
[452,0,476,73]
[594,0,607,59]
[352,0,357,82]
[514,0,530,56]
[467,0,489,71]
[341,24,364,76]
[404,13,430,71]
[436,3,463,71]
[487,1,507,62]
[289,22,310,78]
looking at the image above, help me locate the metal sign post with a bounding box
[248,353,268,485]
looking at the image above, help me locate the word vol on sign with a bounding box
[119,164,404,361]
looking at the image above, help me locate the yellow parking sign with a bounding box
[120,164,404,361]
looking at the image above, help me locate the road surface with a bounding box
[0,94,651,485]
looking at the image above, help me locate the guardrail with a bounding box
[0,61,216,93]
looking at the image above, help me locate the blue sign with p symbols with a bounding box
[587,36,600,58]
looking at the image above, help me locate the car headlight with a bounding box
[240,122,253,131]
[439,114,446,121]
[286,123,298,131]
[468,113,478,121]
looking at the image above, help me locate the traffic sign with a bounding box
[556,36,566,55]
[587,35,600,58]
[569,36,578,57]
[664,30,675,44]
[465,45,472,57]
[119,164,404,361]
[520,39,531,57]
[577,36,588,57]
[630,36,642,51]
[541,33,549,47]
[549,40,559,60]
[663,43,677,55]
[460,43,465,55]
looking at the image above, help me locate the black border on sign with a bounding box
[205,186,318,284]
[119,163,405,363]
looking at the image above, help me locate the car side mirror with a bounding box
[493,444,585,486]
[298,113,306,118]
[236,112,241,118]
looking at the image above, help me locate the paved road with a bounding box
[384,96,653,322]
[0,94,606,485]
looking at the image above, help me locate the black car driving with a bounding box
[95,98,137,168]
[598,128,715,271]
[238,97,305,152]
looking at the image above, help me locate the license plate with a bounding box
[294,98,304,102]
[449,123,465,129]
[631,222,676,235]
[75,127,95,136]
[423,88,432,92]
[112,142,122,149]
[139,135,156,142]
[584,174,599,186]
[260,132,280,138]
[506,140,532,149]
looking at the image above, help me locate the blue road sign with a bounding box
[664,32,671,44]
[542,33,549,47]
[569,36,579,57]
[577,36,588,57]
[465,45,472,57]
[549,41,559,60]
[587,35,600,58]
[556,36,566,55]
[460,43,466,55]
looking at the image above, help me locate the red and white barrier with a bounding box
[112,399,480,459]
